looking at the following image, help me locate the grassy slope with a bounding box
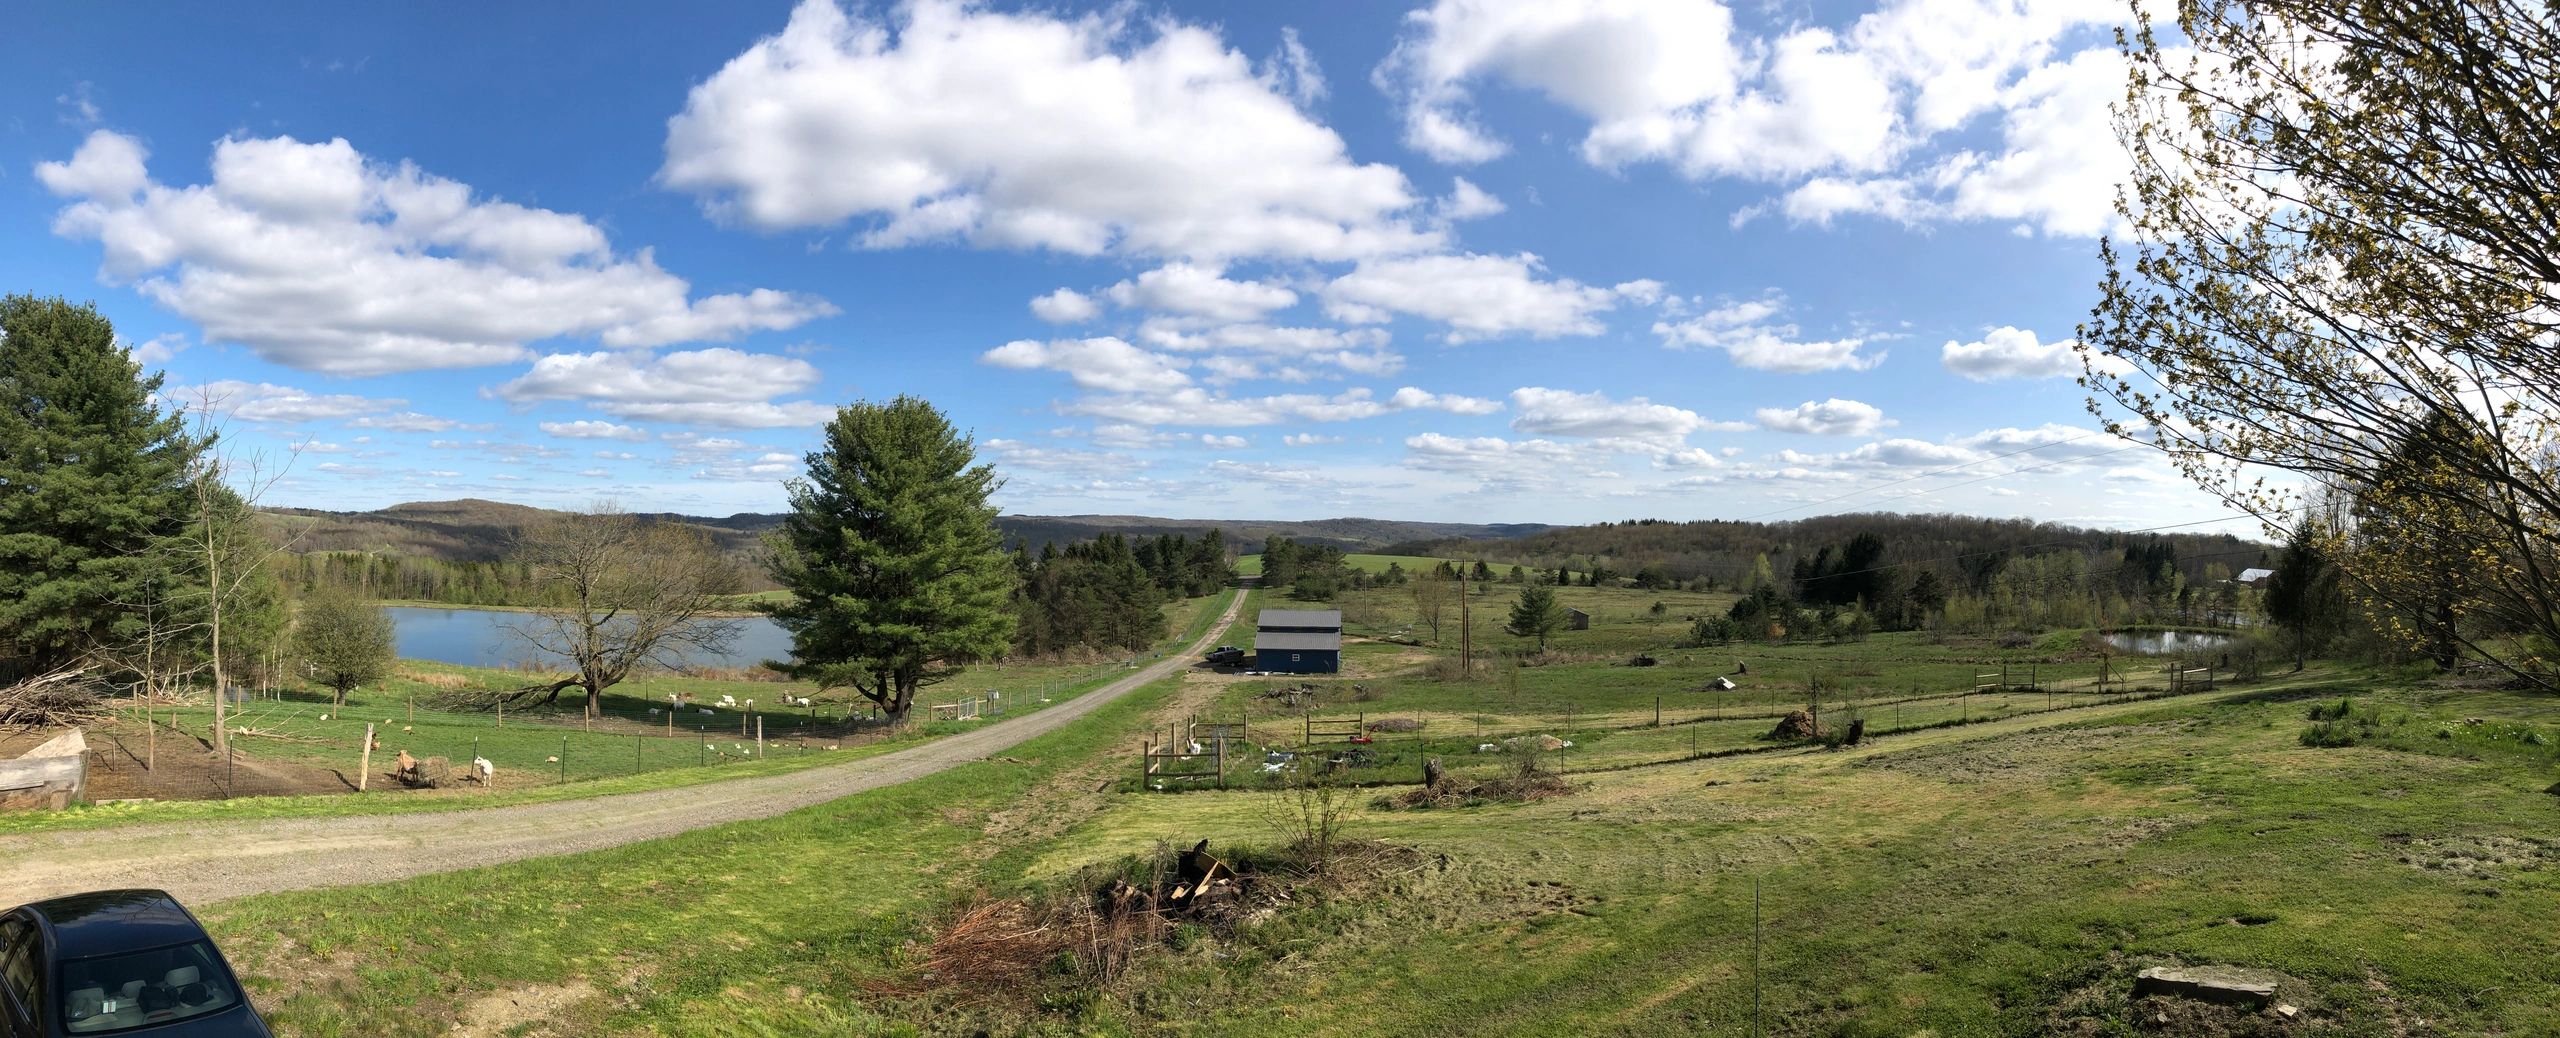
[181,582,2560,1035]
[197,596,1262,1038]
[208,672,1204,1038]
[1053,677,2560,1036]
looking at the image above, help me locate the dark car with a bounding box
[0,890,271,1037]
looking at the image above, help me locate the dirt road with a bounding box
[0,589,1245,907]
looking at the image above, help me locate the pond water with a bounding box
[388,606,795,670]
[2102,629,2236,656]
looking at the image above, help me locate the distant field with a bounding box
[1234,552,1454,577]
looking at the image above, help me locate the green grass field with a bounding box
[81,583,2560,1034]
[1233,552,1454,577]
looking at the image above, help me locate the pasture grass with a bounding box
[124,582,2560,1034]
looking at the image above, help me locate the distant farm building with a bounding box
[1567,607,1591,631]
[1255,609,1341,674]
[2235,568,2276,587]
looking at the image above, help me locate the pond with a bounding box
[2102,629,2236,656]
[387,606,795,671]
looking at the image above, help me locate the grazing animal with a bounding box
[472,757,494,777]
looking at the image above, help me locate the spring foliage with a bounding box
[2087,0,2560,687]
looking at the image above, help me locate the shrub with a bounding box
[2300,720,2362,747]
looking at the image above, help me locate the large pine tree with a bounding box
[0,296,203,679]
[764,396,1016,721]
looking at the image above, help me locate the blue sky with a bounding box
[2,0,2232,529]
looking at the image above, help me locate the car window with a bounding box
[58,941,237,1034]
[1,938,36,1012]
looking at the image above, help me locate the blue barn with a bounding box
[1254,608,1342,674]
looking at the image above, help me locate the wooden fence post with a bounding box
[358,723,374,791]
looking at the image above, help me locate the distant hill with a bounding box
[260,500,1551,564]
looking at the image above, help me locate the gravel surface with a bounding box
[0,590,1244,907]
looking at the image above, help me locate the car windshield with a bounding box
[57,941,237,1034]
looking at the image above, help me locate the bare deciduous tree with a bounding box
[501,506,745,718]
[1411,569,1456,643]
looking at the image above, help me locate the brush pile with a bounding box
[1387,753,1573,809]
[877,840,1275,1003]
[1769,709,1824,741]
[0,670,107,729]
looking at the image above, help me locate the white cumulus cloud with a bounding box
[1322,252,1636,342]
[662,0,1432,262]
[1508,387,1724,441]
[1105,263,1298,321]
[493,348,837,428]
[1379,0,2132,237]
[1029,288,1100,323]
[1653,295,1879,372]
[1940,325,2084,381]
[981,337,1194,393]
[1756,398,1893,435]
[540,420,648,441]
[38,130,833,376]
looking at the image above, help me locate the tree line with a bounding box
[1008,529,1235,655]
[1380,512,2265,595]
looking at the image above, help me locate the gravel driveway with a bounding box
[0,589,1243,907]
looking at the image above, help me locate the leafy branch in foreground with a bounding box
[2086,0,2560,688]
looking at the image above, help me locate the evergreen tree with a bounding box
[0,296,204,679]
[2264,518,2349,668]
[1506,584,1568,652]
[295,584,394,706]
[764,397,1016,722]
[1260,536,1302,586]
[1908,569,1949,617]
